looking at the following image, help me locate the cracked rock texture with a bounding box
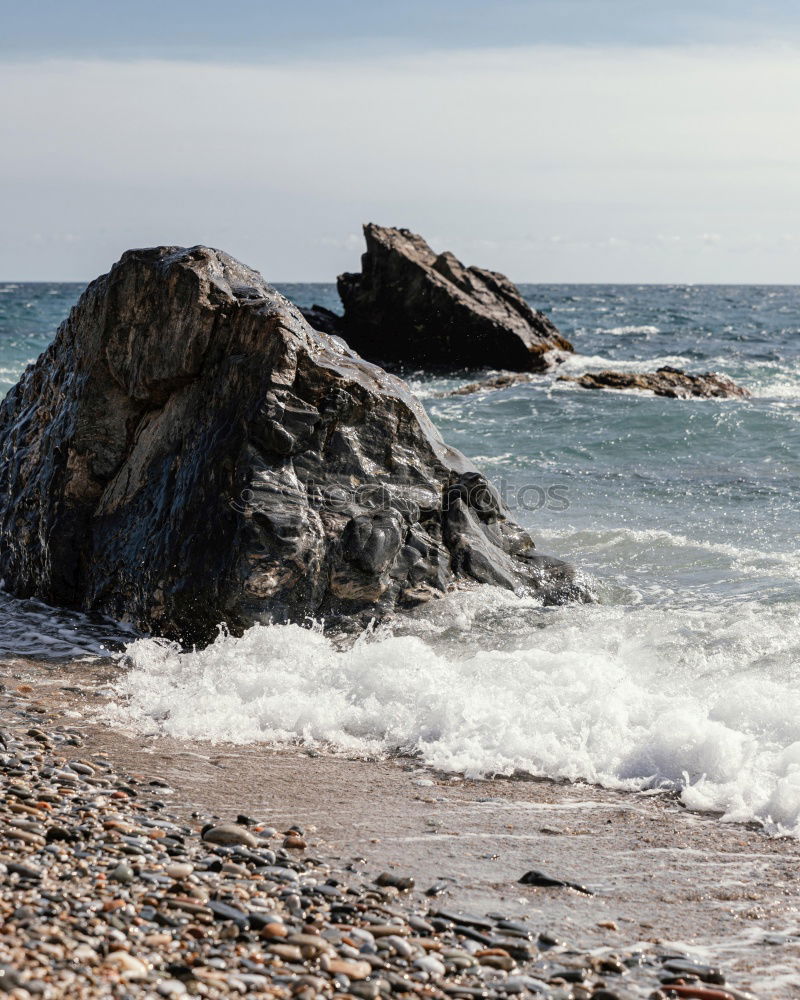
[337,224,573,370]
[0,246,585,643]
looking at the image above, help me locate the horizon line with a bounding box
[3,279,800,289]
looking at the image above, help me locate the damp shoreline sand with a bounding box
[1,657,799,997]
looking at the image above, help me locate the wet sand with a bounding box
[4,655,800,997]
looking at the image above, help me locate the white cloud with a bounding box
[1,45,799,281]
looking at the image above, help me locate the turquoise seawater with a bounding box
[3,279,800,832]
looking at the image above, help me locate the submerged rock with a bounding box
[446,372,538,396]
[0,245,586,643]
[557,366,750,399]
[337,224,573,370]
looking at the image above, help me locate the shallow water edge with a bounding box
[2,654,799,997]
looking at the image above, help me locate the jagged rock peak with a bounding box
[337,224,573,371]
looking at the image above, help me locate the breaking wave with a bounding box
[111,586,800,836]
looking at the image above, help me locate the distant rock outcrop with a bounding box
[337,224,573,370]
[0,246,587,644]
[299,304,343,338]
[557,366,750,399]
[447,372,537,396]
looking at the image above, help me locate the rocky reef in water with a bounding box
[441,365,750,399]
[557,365,751,399]
[333,224,572,370]
[0,246,587,644]
[446,372,538,396]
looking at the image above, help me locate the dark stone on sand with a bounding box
[661,958,725,985]
[537,932,565,949]
[551,967,589,984]
[110,862,134,883]
[454,925,494,946]
[6,862,41,881]
[440,986,490,998]
[518,869,593,895]
[375,871,415,891]
[493,919,533,938]
[337,224,573,371]
[557,365,750,399]
[208,900,249,927]
[0,970,24,992]
[0,245,586,643]
[432,909,494,931]
[492,939,534,962]
[425,881,449,897]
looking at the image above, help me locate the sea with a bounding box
[2,280,799,836]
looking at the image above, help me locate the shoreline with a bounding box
[2,658,799,996]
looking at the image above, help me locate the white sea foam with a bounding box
[111,587,800,836]
[553,352,693,373]
[554,351,800,402]
[413,355,800,405]
[748,376,800,401]
[539,525,800,581]
[404,378,454,400]
[603,325,660,336]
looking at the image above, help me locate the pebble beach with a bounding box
[3,664,798,1000]
[4,2,800,997]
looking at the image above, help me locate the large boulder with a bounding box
[0,246,586,644]
[558,366,750,399]
[337,224,573,370]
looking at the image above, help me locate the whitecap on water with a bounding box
[553,352,695,373]
[602,325,660,336]
[109,586,800,836]
[539,525,800,582]
[748,376,800,401]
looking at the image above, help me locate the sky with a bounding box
[2,1,800,283]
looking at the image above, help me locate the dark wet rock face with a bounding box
[558,366,750,399]
[0,246,585,643]
[337,224,573,370]
[299,304,343,338]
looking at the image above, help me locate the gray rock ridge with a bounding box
[0,245,588,644]
[557,366,750,399]
[337,224,573,371]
